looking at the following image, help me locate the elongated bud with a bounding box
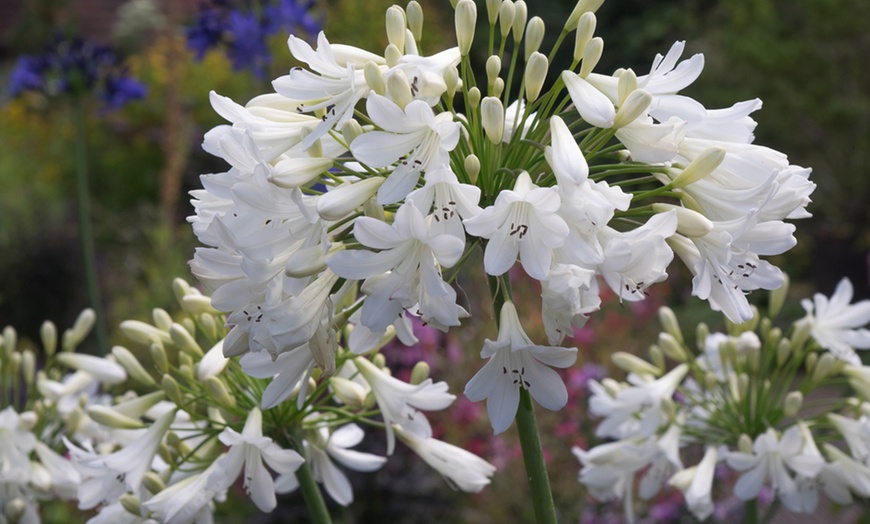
[658,306,683,344]
[385,43,402,68]
[671,147,726,187]
[611,351,661,376]
[204,376,236,408]
[112,345,157,387]
[161,374,182,405]
[455,0,477,56]
[62,309,96,351]
[444,65,460,100]
[172,277,193,302]
[617,69,638,105]
[736,372,749,401]
[364,61,386,96]
[649,345,665,371]
[652,203,714,238]
[492,77,505,98]
[386,6,406,52]
[330,376,367,407]
[524,17,545,60]
[565,0,605,33]
[120,320,173,346]
[317,177,385,221]
[5,499,27,523]
[56,353,126,384]
[769,273,790,318]
[341,119,364,147]
[579,37,603,78]
[407,1,424,42]
[499,1,515,39]
[410,361,431,385]
[481,96,505,144]
[464,154,481,183]
[468,86,481,109]
[657,332,687,362]
[512,1,527,41]
[387,69,413,109]
[696,322,709,350]
[142,471,166,494]
[150,342,168,374]
[169,323,203,359]
[812,352,836,382]
[804,351,818,375]
[151,309,172,333]
[87,405,145,429]
[21,349,35,386]
[784,391,803,417]
[573,12,596,64]
[113,390,166,419]
[486,55,501,87]
[613,89,651,128]
[524,51,548,102]
[486,0,500,25]
[120,493,142,516]
[738,433,753,453]
[40,321,57,358]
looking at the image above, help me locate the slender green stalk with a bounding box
[516,388,557,524]
[745,498,759,524]
[72,97,109,356]
[295,456,333,524]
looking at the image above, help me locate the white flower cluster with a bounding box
[576,277,870,521]
[189,0,813,434]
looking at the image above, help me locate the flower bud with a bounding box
[341,118,364,146]
[617,69,638,106]
[120,320,173,346]
[784,391,803,417]
[172,277,193,302]
[657,332,687,362]
[579,37,603,78]
[735,372,748,401]
[56,353,127,384]
[40,321,57,358]
[492,77,505,98]
[670,147,726,188]
[565,0,605,33]
[657,306,683,344]
[5,498,27,523]
[804,351,818,375]
[113,390,166,419]
[468,87,482,111]
[316,177,385,221]
[524,51,548,102]
[62,309,95,352]
[169,323,204,359]
[20,349,34,386]
[611,351,661,376]
[330,376,367,407]
[738,433,753,453]
[385,6,406,52]
[481,96,505,144]
[410,361,431,385]
[444,65,461,100]
[573,12,596,64]
[204,376,236,408]
[791,319,812,351]
[486,55,501,86]
[812,352,836,382]
[601,377,622,396]
[387,69,413,109]
[112,345,157,387]
[652,203,714,238]
[120,493,142,516]
[499,0,515,39]
[696,322,709,350]
[161,374,183,405]
[512,1,528,42]
[455,0,477,56]
[385,43,402,68]
[464,154,481,183]
[768,273,789,318]
[775,338,791,367]
[486,0,501,25]
[649,344,665,371]
[87,405,145,429]
[364,61,386,96]
[407,1,424,42]
[150,342,168,374]
[373,352,387,369]
[524,16,545,61]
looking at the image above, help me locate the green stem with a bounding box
[295,455,332,524]
[72,97,109,356]
[516,388,557,524]
[745,498,759,524]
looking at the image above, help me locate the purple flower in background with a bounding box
[186,0,321,78]
[8,35,147,108]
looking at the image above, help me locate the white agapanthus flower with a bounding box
[800,277,870,364]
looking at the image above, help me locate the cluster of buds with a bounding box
[576,276,870,521]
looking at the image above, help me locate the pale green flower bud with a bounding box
[87,405,145,429]
[613,89,651,128]
[198,313,219,341]
[169,323,203,359]
[601,377,622,396]
[611,351,661,376]
[410,361,431,385]
[657,332,687,362]
[652,204,713,238]
[703,371,717,391]
[658,306,684,344]
[113,390,166,419]
[671,147,726,187]
[524,16,545,61]
[6,351,20,379]
[573,12,596,64]
[486,55,502,87]
[499,0,515,39]
[444,65,461,101]
[696,322,709,350]
[804,352,818,375]
[387,69,413,109]
[385,6,406,52]
[407,1,424,42]
[649,344,665,371]
[363,198,386,221]
[524,51,548,102]
[341,118,364,147]
[364,61,386,96]
[172,277,193,302]
[738,433,753,453]
[204,375,236,408]
[769,273,790,318]
[62,309,95,352]
[812,353,836,382]
[564,0,605,33]
[373,352,387,369]
[512,1,528,42]
[465,154,481,183]
[617,69,638,105]
[492,77,505,98]
[385,43,402,68]
[331,376,367,407]
[468,86,481,109]
[791,319,812,351]
[776,338,791,366]
[481,96,505,144]
[152,308,173,332]
[486,0,501,25]
[121,320,173,346]
[120,494,142,516]
[167,431,194,457]
[40,321,57,358]
[455,0,477,56]
[5,498,27,523]
[784,391,803,417]
[150,342,168,374]
[21,349,34,386]
[112,345,157,387]
[161,374,182,405]
[316,177,385,221]
[735,372,748,401]
[579,37,603,78]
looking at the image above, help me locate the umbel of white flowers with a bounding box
[190,0,813,433]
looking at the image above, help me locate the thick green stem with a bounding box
[295,457,332,524]
[516,388,557,524]
[72,98,109,356]
[745,498,759,524]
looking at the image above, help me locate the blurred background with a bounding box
[1,0,868,521]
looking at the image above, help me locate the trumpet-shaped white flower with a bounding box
[240,344,316,409]
[463,172,569,281]
[142,458,225,524]
[394,424,496,492]
[0,407,36,484]
[406,164,482,241]
[670,446,718,520]
[464,302,577,434]
[800,277,870,364]
[212,407,304,512]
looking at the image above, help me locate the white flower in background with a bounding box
[669,446,718,520]
[212,407,304,512]
[394,424,496,492]
[464,302,577,434]
[142,458,226,524]
[0,407,36,483]
[240,344,316,409]
[800,277,870,364]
